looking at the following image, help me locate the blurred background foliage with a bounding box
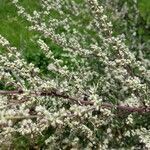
[138,0,150,24]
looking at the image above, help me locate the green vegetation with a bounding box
[0,0,149,149]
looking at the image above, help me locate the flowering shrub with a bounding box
[105,0,150,61]
[0,0,150,149]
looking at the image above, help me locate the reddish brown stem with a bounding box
[0,90,149,114]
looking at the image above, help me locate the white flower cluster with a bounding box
[0,0,149,149]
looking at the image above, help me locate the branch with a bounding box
[0,90,149,114]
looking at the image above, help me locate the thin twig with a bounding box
[0,90,149,114]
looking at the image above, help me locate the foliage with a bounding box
[0,0,150,149]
